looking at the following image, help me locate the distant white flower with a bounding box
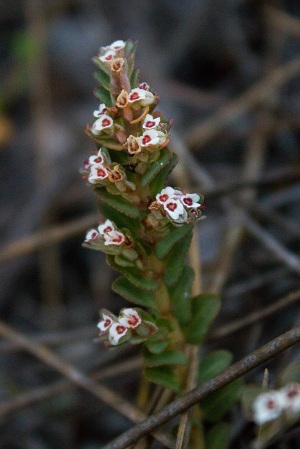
[281,383,300,414]
[128,88,155,106]
[139,82,150,91]
[104,230,125,246]
[156,187,178,204]
[98,219,115,235]
[89,149,105,165]
[109,40,126,51]
[109,322,128,345]
[139,129,166,148]
[91,114,113,135]
[180,193,201,208]
[125,135,141,155]
[99,50,116,63]
[142,114,160,130]
[84,229,99,243]
[253,391,285,425]
[119,308,141,329]
[93,104,107,118]
[88,164,109,184]
[164,197,185,220]
[97,313,114,332]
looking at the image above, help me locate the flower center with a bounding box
[112,234,123,243]
[183,197,193,206]
[266,399,276,409]
[102,118,111,127]
[167,202,177,211]
[103,226,113,233]
[116,325,126,334]
[97,168,107,177]
[159,194,168,202]
[94,156,103,163]
[142,135,151,145]
[129,92,140,101]
[287,388,299,399]
[145,121,155,128]
[104,319,111,328]
[128,315,139,326]
[105,54,113,61]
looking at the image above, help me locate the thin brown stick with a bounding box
[101,326,300,449]
[186,58,300,150]
[0,356,142,417]
[0,213,99,264]
[210,288,300,341]
[0,321,174,449]
[267,5,300,38]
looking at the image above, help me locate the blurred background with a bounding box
[1,0,300,448]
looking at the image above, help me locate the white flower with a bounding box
[97,313,114,332]
[125,135,141,155]
[88,164,109,184]
[281,383,300,414]
[99,50,116,63]
[91,114,113,135]
[109,40,126,51]
[104,230,125,246]
[156,187,181,204]
[180,193,201,208]
[253,391,285,425]
[109,322,128,345]
[119,308,141,329]
[142,114,160,130]
[89,149,105,165]
[84,229,99,243]
[139,82,150,91]
[139,129,166,148]
[164,197,185,220]
[93,104,107,118]
[128,88,155,106]
[98,219,115,235]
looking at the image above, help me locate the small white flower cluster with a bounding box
[84,148,110,184]
[155,186,204,224]
[124,112,168,155]
[97,308,157,345]
[85,219,125,246]
[98,40,126,64]
[253,383,300,425]
[91,104,114,136]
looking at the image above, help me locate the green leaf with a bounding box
[240,385,265,420]
[164,233,192,286]
[130,67,139,89]
[95,86,113,107]
[93,56,111,75]
[145,337,169,354]
[200,378,243,422]
[169,266,194,326]
[205,423,231,449]
[112,276,156,308]
[98,200,142,233]
[183,293,221,345]
[155,223,193,260]
[94,70,111,90]
[96,189,146,219]
[114,255,135,268]
[149,152,178,196]
[145,366,180,393]
[107,255,159,291]
[143,347,187,367]
[140,148,172,187]
[279,362,300,386]
[198,350,233,384]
